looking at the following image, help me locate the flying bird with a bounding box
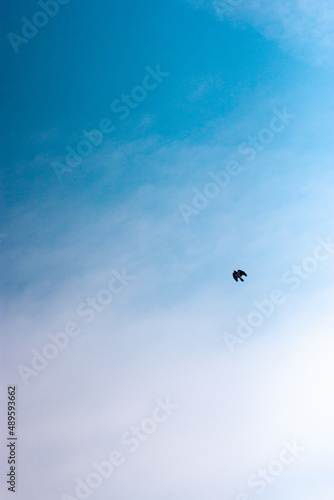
[233,270,247,282]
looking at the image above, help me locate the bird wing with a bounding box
[238,270,247,276]
[233,272,238,281]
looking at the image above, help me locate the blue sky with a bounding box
[1,1,334,499]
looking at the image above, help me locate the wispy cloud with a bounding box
[187,0,334,67]
[2,80,334,500]
[2,165,334,499]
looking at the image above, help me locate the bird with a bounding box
[233,269,247,282]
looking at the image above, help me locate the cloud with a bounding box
[187,0,334,67]
[2,86,334,499]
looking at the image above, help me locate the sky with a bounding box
[1,0,334,498]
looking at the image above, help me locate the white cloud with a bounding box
[2,87,334,499]
[187,0,334,67]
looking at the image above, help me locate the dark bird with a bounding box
[233,270,247,282]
